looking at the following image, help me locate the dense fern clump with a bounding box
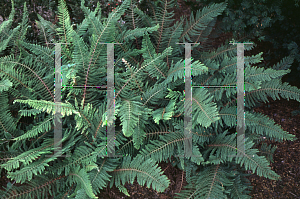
[0,0,299,198]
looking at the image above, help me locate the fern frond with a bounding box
[68,166,98,199]
[203,131,281,180]
[110,154,170,193]
[180,2,227,43]
[13,99,81,117]
[175,164,232,198]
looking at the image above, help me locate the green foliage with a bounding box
[184,0,300,118]
[0,0,299,198]
[182,0,300,88]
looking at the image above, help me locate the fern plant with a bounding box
[0,0,299,198]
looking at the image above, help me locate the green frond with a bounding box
[0,91,17,134]
[227,167,253,199]
[139,131,184,163]
[13,99,81,117]
[0,174,67,199]
[258,142,277,164]
[110,154,170,193]
[6,154,58,183]
[89,158,120,195]
[165,58,208,84]
[245,78,300,108]
[0,53,54,100]
[0,20,17,54]
[144,0,177,53]
[0,79,12,92]
[271,55,294,71]
[56,0,74,44]
[245,65,291,83]
[117,184,130,196]
[180,2,227,43]
[18,40,54,69]
[12,114,53,142]
[152,99,176,124]
[68,166,98,199]
[175,164,233,198]
[1,138,55,172]
[118,96,152,137]
[35,13,59,44]
[202,131,281,180]
[121,24,160,42]
[14,2,29,44]
[192,88,221,128]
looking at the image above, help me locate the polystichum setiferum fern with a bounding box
[0,0,299,198]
